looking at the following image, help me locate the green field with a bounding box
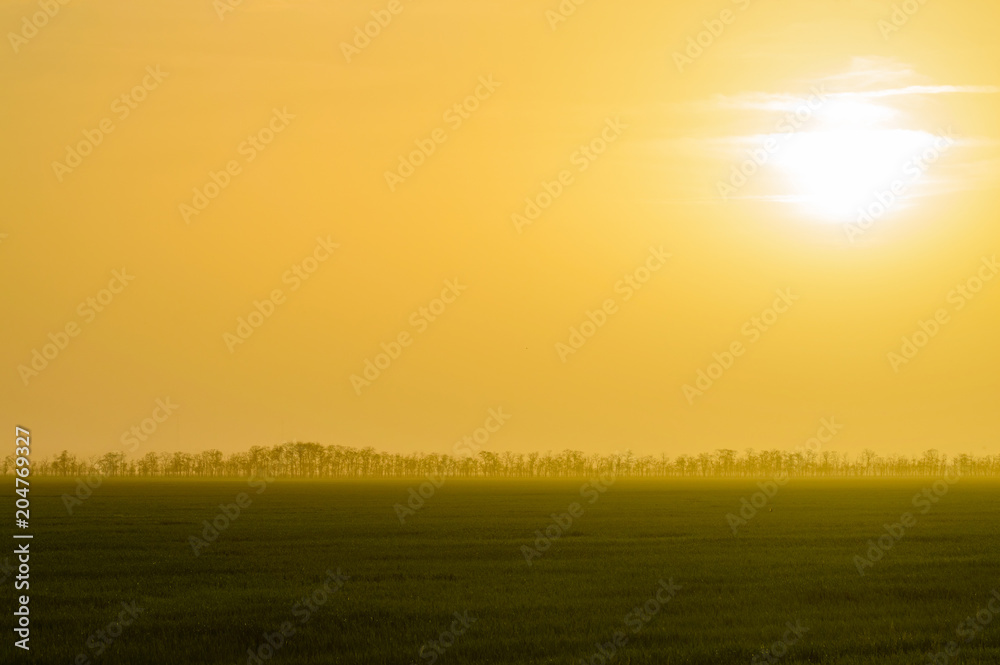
[13,477,1000,664]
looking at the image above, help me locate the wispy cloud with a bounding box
[685,56,998,113]
[694,84,998,113]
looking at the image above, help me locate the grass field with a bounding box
[13,477,1000,664]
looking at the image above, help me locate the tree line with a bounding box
[6,443,1000,479]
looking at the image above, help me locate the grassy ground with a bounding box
[9,477,1000,664]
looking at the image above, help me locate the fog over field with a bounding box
[2,0,998,663]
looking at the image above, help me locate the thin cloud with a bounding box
[684,55,998,113]
[695,84,998,113]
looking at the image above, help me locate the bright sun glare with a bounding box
[770,98,947,222]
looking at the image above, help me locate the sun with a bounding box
[770,98,949,223]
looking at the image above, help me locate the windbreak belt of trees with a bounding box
[9,444,1000,479]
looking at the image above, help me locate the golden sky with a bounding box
[2,0,998,459]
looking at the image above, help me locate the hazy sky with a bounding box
[2,0,998,459]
